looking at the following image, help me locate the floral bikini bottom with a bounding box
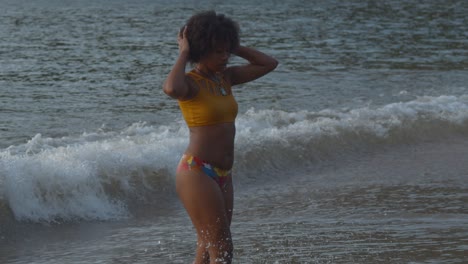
[177,154,231,188]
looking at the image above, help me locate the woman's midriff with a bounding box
[184,123,236,170]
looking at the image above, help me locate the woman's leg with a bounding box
[195,175,234,264]
[176,170,233,264]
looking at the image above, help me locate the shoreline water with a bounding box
[1,136,467,263]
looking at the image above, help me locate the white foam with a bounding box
[0,122,189,222]
[235,95,468,144]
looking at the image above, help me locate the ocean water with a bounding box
[1,0,468,263]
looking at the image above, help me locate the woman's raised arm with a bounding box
[226,45,278,86]
[163,27,192,99]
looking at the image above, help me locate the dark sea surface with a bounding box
[1,0,467,263]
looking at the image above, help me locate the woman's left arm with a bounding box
[226,46,278,86]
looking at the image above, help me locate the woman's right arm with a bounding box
[163,27,191,99]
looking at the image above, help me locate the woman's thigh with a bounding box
[176,170,231,236]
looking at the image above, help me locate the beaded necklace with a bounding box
[195,67,228,96]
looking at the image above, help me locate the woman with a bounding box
[163,11,277,264]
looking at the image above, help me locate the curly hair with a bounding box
[182,11,240,63]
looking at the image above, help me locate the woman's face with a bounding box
[199,43,231,73]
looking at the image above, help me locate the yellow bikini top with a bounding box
[178,70,238,127]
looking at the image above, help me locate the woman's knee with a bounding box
[220,236,234,257]
[196,236,233,263]
[205,230,233,259]
[207,241,233,263]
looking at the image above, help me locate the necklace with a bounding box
[195,67,228,96]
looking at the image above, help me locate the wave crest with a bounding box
[1,95,467,223]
